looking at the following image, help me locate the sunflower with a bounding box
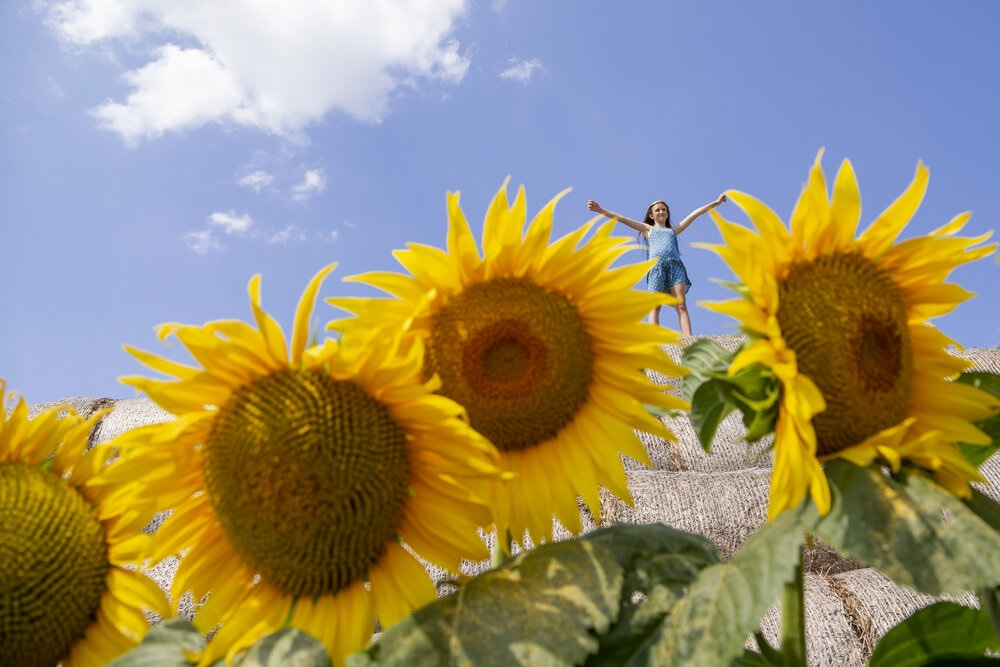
[0,380,169,667]
[105,263,500,666]
[327,179,689,545]
[697,150,999,520]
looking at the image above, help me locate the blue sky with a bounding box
[2,1,998,404]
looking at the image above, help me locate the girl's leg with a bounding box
[670,283,692,336]
[648,304,662,326]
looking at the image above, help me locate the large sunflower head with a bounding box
[107,263,500,666]
[0,380,169,667]
[327,179,690,545]
[697,150,999,520]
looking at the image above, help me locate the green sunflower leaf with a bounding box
[731,631,792,666]
[105,619,204,667]
[347,537,624,667]
[957,371,1000,467]
[816,460,1000,596]
[726,366,779,442]
[963,487,1000,533]
[681,338,779,450]
[962,489,1000,641]
[621,506,808,667]
[681,338,737,404]
[582,524,722,666]
[237,628,331,667]
[689,378,739,452]
[979,585,1000,651]
[869,601,999,667]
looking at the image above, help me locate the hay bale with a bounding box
[802,538,866,576]
[643,333,748,399]
[753,571,866,667]
[827,567,979,659]
[603,469,770,561]
[951,345,1000,374]
[628,412,774,473]
[610,468,864,575]
[90,396,174,442]
[26,396,116,420]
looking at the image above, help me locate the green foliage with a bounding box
[632,507,810,667]
[348,535,626,667]
[957,371,1000,467]
[349,524,731,667]
[681,339,779,451]
[105,619,204,667]
[869,601,1000,667]
[980,584,1000,654]
[583,525,721,666]
[730,633,793,667]
[813,460,1000,596]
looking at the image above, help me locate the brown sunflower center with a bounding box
[777,252,912,456]
[427,277,594,452]
[203,368,410,597]
[0,461,109,667]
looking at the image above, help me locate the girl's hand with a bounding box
[587,200,603,213]
[715,193,728,206]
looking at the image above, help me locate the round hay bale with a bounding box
[951,345,1000,374]
[975,453,1000,504]
[628,412,774,473]
[604,469,770,560]
[826,566,979,660]
[26,396,116,420]
[91,396,174,443]
[753,571,866,667]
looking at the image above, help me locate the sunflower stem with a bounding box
[491,529,513,568]
[779,542,807,666]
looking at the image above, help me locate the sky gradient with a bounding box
[2,1,998,403]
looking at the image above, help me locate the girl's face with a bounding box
[649,202,670,226]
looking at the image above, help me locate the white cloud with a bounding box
[500,57,543,83]
[48,0,471,144]
[183,211,342,253]
[264,224,307,244]
[291,169,326,201]
[92,44,246,146]
[45,76,66,99]
[208,210,253,234]
[182,229,223,255]
[314,229,340,243]
[238,170,274,193]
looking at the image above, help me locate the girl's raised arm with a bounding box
[587,200,649,234]
[673,193,727,235]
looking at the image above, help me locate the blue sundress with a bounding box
[645,226,691,294]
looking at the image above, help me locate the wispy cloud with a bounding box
[182,229,224,255]
[238,170,274,193]
[45,76,66,99]
[500,57,544,83]
[48,0,472,144]
[183,209,340,254]
[314,229,340,243]
[265,224,308,244]
[291,169,327,201]
[208,210,253,234]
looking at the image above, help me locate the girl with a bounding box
[587,194,727,335]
